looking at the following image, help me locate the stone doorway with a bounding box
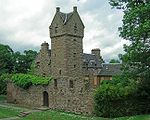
[43,91,49,107]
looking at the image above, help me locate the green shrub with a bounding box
[11,74,53,89]
[94,75,141,117]
[0,74,12,95]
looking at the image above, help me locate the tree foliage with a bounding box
[109,59,120,63]
[0,44,14,75]
[13,50,37,73]
[109,0,150,91]
[94,74,150,117]
[0,43,38,94]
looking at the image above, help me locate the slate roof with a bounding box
[98,63,122,76]
[82,53,102,68]
[59,12,73,24]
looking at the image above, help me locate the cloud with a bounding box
[0,0,127,61]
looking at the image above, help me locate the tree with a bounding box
[109,59,120,63]
[13,50,37,73]
[109,0,150,93]
[0,44,14,75]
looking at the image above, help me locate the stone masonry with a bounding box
[7,7,121,115]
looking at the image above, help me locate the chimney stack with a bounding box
[73,6,77,12]
[56,7,60,12]
[91,48,100,59]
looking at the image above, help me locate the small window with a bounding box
[74,24,77,33]
[55,24,58,33]
[73,39,76,42]
[73,53,76,57]
[74,65,76,68]
[36,62,40,68]
[54,79,57,88]
[48,60,51,65]
[43,73,46,77]
[69,80,74,88]
[59,70,61,75]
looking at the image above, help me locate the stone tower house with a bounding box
[7,7,122,115]
[49,7,84,79]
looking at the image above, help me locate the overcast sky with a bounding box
[0,0,128,62]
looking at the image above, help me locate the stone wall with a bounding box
[7,77,95,115]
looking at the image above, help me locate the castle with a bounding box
[7,7,121,115]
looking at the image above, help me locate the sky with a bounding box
[0,0,128,62]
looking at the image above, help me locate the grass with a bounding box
[113,115,150,120]
[0,95,6,102]
[19,110,150,120]
[0,95,150,120]
[0,106,20,119]
[20,110,107,120]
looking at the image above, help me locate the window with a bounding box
[43,73,46,77]
[55,27,58,33]
[48,60,51,65]
[54,79,57,88]
[73,39,76,42]
[55,24,58,33]
[73,53,76,57]
[69,80,74,88]
[36,62,40,68]
[74,23,77,33]
[74,65,76,68]
[59,70,61,75]
[93,77,100,86]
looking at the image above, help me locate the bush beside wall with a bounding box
[94,75,150,118]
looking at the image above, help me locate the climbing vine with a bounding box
[12,74,53,89]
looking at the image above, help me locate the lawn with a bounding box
[20,110,106,120]
[113,115,150,120]
[19,110,150,120]
[0,95,6,103]
[0,95,150,120]
[0,106,20,119]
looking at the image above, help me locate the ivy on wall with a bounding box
[11,74,53,89]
